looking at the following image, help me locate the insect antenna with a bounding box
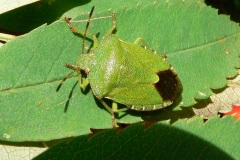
[56,71,76,92]
[82,6,95,54]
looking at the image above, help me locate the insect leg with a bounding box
[65,63,90,90]
[64,17,99,51]
[112,101,128,113]
[111,101,128,127]
[98,99,118,127]
[79,77,90,90]
[98,99,113,114]
[103,13,117,38]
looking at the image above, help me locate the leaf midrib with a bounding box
[1,30,239,93]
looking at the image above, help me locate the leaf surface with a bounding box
[0,0,158,34]
[0,0,239,141]
[34,116,240,160]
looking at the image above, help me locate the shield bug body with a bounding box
[57,7,183,126]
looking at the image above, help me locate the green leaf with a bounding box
[34,116,240,160]
[0,0,239,141]
[0,0,158,34]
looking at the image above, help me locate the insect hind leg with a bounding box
[98,100,128,127]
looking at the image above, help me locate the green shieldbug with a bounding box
[57,6,183,126]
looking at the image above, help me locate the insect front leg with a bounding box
[77,72,89,90]
[64,17,99,50]
[103,13,117,38]
[65,63,90,90]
